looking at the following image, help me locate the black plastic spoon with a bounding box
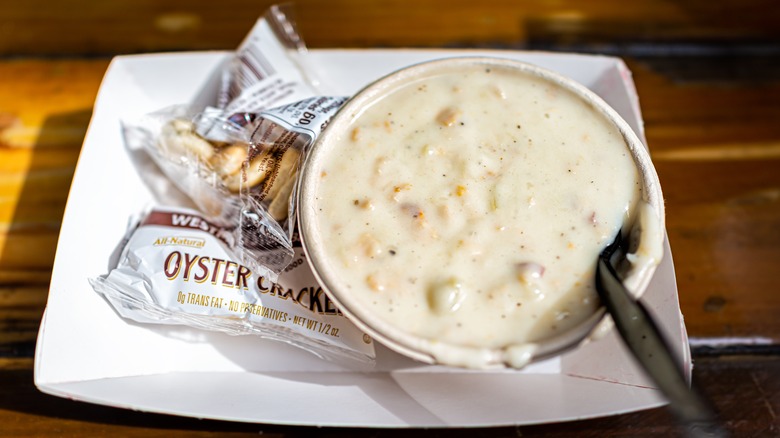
[595,233,728,438]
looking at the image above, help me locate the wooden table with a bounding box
[2,1,779,436]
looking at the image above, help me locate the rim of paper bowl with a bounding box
[297,56,665,369]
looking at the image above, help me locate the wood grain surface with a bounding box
[1,1,780,436]
[2,0,779,55]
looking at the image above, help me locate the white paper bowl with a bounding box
[298,57,665,369]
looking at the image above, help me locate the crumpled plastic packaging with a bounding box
[91,206,375,364]
[93,5,375,364]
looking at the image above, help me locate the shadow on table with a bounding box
[0,110,94,359]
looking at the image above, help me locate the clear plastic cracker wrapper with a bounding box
[102,5,376,363]
[145,94,346,274]
[125,5,344,276]
[91,206,375,363]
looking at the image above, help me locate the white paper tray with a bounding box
[34,49,689,427]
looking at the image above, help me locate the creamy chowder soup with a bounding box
[307,60,644,367]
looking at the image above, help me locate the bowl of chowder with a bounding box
[297,57,665,369]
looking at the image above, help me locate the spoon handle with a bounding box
[596,258,728,438]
